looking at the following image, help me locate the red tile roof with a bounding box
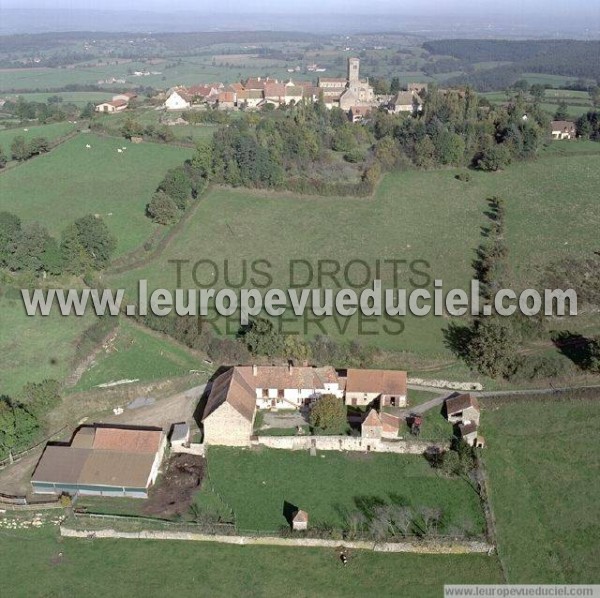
[346,369,407,396]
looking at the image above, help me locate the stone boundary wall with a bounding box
[252,435,447,454]
[60,526,493,554]
[408,378,483,391]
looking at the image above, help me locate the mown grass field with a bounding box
[0,120,77,153]
[196,447,485,534]
[107,152,600,357]
[0,133,192,255]
[0,527,503,597]
[72,319,205,391]
[0,292,94,395]
[482,394,600,583]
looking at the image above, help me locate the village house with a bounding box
[343,368,407,407]
[349,105,371,123]
[388,90,423,114]
[94,99,128,113]
[164,89,192,110]
[237,89,264,109]
[550,120,576,140]
[216,91,237,110]
[202,364,408,446]
[444,393,480,426]
[31,425,167,498]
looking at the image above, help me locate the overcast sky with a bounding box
[0,0,598,16]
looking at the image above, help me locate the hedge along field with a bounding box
[197,447,486,534]
[0,120,77,154]
[481,395,600,583]
[0,293,94,395]
[0,133,193,256]
[107,153,600,357]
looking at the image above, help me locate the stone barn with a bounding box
[344,369,407,408]
[202,368,257,446]
[444,394,480,426]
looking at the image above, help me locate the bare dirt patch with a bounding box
[144,454,205,518]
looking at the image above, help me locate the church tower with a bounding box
[348,57,360,84]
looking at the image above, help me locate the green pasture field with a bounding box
[94,107,219,144]
[482,393,600,583]
[0,527,503,597]
[0,293,94,396]
[195,447,485,534]
[72,319,206,392]
[5,91,110,107]
[106,153,600,357]
[0,133,192,256]
[0,120,77,153]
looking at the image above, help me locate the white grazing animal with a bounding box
[86,144,91,149]
[117,148,123,153]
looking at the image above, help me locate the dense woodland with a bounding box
[425,40,600,91]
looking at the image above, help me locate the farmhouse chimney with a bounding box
[252,364,258,376]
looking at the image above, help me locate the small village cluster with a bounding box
[161,57,425,119]
[91,57,581,137]
[29,363,484,503]
[93,58,425,121]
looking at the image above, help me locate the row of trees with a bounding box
[146,155,209,225]
[8,135,50,162]
[0,211,116,276]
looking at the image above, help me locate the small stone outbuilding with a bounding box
[445,394,480,426]
[292,510,309,531]
[362,409,383,439]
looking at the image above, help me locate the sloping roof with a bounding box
[318,77,347,85]
[391,91,420,106]
[71,426,95,448]
[78,450,155,488]
[345,369,407,395]
[285,86,304,97]
[445,393,480,415]
[31,446,90,484]
[458,421,478,437]
[264,82,287,98]
[363,409,382,428]
[202,365,341,423]
[31,426,164,489]
[380,412,401,433]
[293,509,309,522]
[217,91,236,103]
[238,365,339,392]
[92,427,163,454]
[202,368,257,423]
[238,89,264,100]
[550,120,575,131]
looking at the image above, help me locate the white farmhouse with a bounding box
[164,89,192,110]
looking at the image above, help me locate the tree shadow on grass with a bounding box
[551,330,598,370]
[442,321,474,361]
